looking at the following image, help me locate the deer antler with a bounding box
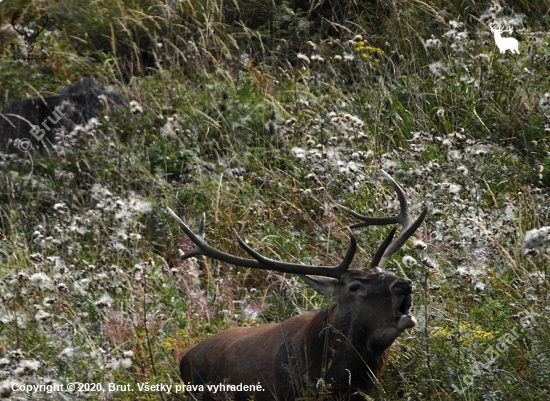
[168,170,425,276]
[338,170,427,270]
[11,11,26,36]
[30,14,49,39]
[167,208,357,279]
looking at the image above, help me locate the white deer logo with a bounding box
[490,25,520,54]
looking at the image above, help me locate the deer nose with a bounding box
[390,278,414,297]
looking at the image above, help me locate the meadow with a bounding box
[0,0,549,399]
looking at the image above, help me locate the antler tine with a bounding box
[11,10,20,24]
[368,227,397,269]
[34,14,49,37]
[338,170,427,270]
[167,208,213,260]
[167,207,357,278]
[11,11,26,35]
[376,207,428,269]
[233,228,356,278]
[337,170,410,230]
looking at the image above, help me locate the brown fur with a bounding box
[180,270,410,401]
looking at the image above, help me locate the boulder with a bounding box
[0,76,125,153]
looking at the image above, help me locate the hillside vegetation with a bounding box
[0,0,549,399]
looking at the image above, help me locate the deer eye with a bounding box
[349,284,361,292]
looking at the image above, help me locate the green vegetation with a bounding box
[0,0,549,399]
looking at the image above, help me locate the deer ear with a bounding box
[300,275,340,296]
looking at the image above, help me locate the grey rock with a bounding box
[0,76,125,153]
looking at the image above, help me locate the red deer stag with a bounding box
[167,170,427,401]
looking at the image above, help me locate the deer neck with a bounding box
[312,305,384,356]
[305,305,390,390]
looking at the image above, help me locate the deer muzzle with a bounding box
[390,278,416,330]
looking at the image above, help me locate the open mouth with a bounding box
[390,278,417,330]
[394,295,416,330]
[395,294,412,317]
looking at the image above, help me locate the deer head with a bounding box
[11,10,49,54]
[168,170,428,400]
[490,24,502,34]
